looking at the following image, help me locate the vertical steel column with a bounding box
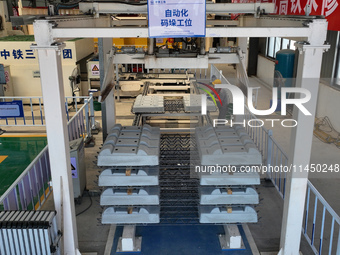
[148,38,154,55]
[279,20,329,255]
[32,20,78,255]
[200,38,206,55]
[99,38,115,141]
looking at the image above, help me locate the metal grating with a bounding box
[163,99,185,113]
[159,134,200,225]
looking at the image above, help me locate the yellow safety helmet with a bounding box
[212,79,222,85]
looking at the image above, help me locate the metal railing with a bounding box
[302,182,340,255]
[243,104,340,255]
[243,105,270,158]
[0,95,95,129]
[0,94,96,211]
[0,97,45,126]
[0,146,51,211]
[265,131,289,199]
[207,64,340,254]
[67,95,96,142]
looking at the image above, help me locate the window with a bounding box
[266,37,296,59]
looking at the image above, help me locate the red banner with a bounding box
[233,0,340,31]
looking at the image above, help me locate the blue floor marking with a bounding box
[111,225,254,255]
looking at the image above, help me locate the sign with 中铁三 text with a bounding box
[0,101,24,119]
[148,0,206,38]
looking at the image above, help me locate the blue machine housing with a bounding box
[275,49,295,88]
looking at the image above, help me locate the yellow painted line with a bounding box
[0,155,8,163]
[34,187,52,210]
[0,134,47,137]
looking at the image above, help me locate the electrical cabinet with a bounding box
[70,138,87,199]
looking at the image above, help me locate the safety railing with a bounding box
[67,95,96,142]
[0,95,94,128]
[243,105,270,159]
[0,94,96,211]
[265,131,288,199]
[0,97,45,126]
[302,181,340,255]
[0,146,51,211]
[243,104,340,255]
[242,105,286,197]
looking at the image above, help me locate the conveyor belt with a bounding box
[159,134,200,225]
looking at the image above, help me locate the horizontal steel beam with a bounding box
[206,27,311,38]
[53,27,311,39]
[241,15,319,27]
[145,55,209,69]
[48,16,110,28]
[79,2,275,15]
[50,15,316,29]
[112,53,239,67]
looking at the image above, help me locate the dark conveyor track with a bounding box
[159,134,200,225]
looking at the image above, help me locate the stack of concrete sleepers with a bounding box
[98,124,161,224]
[195,125,262,224]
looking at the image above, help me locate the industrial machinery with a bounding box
[96,67,262,252]
[85,7,271,250]
[274,49,296,99]
[27,1,330,253]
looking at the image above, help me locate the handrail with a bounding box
[307,181,340,225]
[217,61,340,254]
[0,145,48,204]
[68,99,88,123]
[0,95,93,127]
[243,95,339,255]
[0,94,94,208]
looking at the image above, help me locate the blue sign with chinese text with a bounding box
[0,48,73,60]
[148,0,206,38]
[0,101,24,119]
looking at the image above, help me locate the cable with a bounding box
[314,116,340,148]
[76,190,93,216]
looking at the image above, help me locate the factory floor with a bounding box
[2,65,339,254]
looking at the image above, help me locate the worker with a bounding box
[211,76,229,120]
